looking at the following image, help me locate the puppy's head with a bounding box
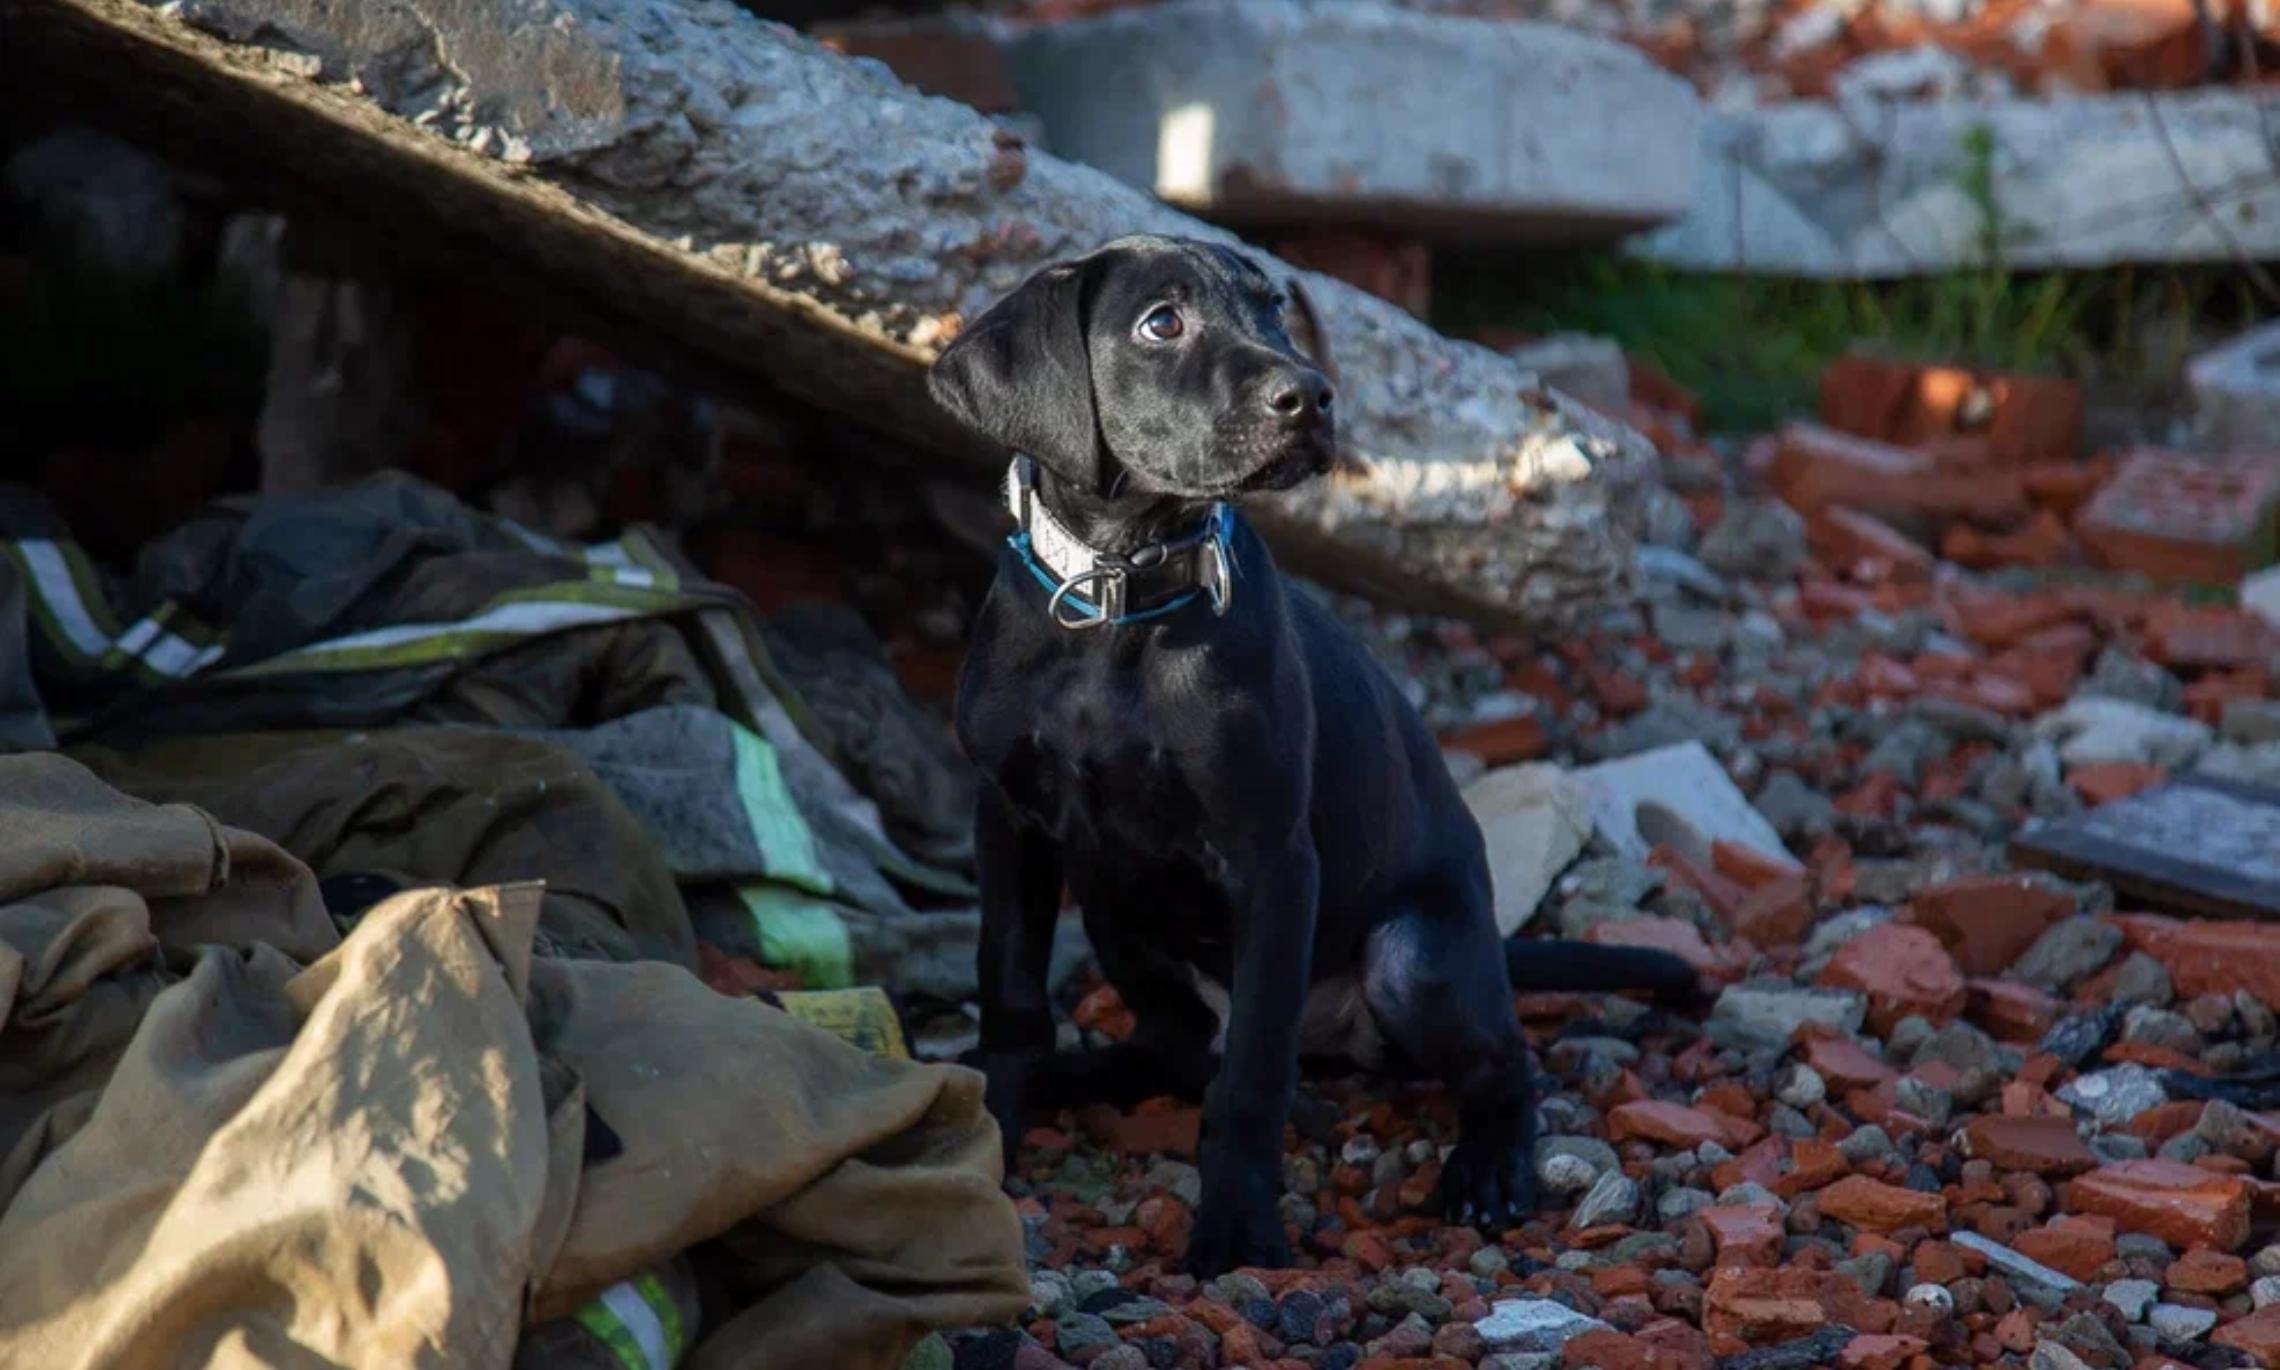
[928,234,1336,501]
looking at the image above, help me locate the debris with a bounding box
[995,0,1702,241]
[10,0,1660,629]
[2013,776,2280,921]
[2076,450,2280,587]
[1642,91,2280,278]
[1573,741,1796,869]
[1463,763,1595,935]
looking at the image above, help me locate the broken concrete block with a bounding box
[1574,741,1796,869]
[2192,322,2280,455]
[1500,334,1631,417]
[1462,763,1594,937]
[1642,91,2280,277]
[2076,450,2280,587]
[16,0,1658,631]
[997,0,1701,242]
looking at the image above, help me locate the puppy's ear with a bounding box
[1282,272,1340,392]
[928,261,1103,492]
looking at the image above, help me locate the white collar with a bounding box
[1002,456,1233,629]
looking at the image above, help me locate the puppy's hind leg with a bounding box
[1362,899,1538,1232]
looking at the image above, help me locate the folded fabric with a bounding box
[0,755,1027,1370]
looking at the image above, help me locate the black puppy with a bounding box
[931,234,1696,1275]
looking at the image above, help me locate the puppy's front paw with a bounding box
[1184,1186,1290,1278]
[973,1048,1042,1172]
[1439,1133,1536,1234]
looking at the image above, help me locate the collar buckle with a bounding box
[1046,564,1126,630]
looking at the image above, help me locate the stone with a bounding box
[1464,763,1595,936]
[2034,697,2213,771]
[1816,923,1967,1036]
[1952,1230,2086,1295]
[1571,1171,1641,1229]
[2057,1064,2170,1128]
[2010,918,2124,993]
[2111,952,2176,1007]
[2104,1278,2159,1321]
[1004,0,1701,237]
[1753,770,1839,845]
[1699,500,1809,581]
[2068,1160,2252,1251]
[1573,742,1796,870]
[2255,1275,2280,1309]
[1816,1175,1945,1233]
[1713,981,1868,1052]
[2151,1303,2219,1342]
[1905,874,2075,979]
[1640,90,2280,278]
[1960,1115,2095,1176]
[1474,1299,1611,1355]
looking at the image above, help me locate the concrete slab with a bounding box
[1640,90,2280,277]
[996,0,1701,243]
[2191,322,2280,455]
[1574,741,1797,869]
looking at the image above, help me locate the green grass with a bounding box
[1433,250,2260,436]
[1434,121,2264,435]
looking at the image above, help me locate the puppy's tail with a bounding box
[1505,938,1701,1000]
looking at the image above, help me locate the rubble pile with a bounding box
[994,0,2280,106]
[945,350,2280,1370]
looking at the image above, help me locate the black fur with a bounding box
[931,234,1698,1276]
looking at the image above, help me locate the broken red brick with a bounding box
[1837,1333,1928,1370]
[1703,1266,1897,1342]
[1807,506,1936,581]
[1967,978,2063,1042]
[2143,601,2280,671]
[1586,916,1733,978]
[1610,1100,1761,1152]
[2077,448,2280,586]
[1801,1035,1899,1093]
[1961,1115,2096,1176]
[2219,1304,2280,1367]
[2167,1247,2249,1295]
[1439,713,1549,767]
[1816,923,1967,1036]
[1906,874,2074,978]
[1697,1205,1785,1268]
[1818,354,2082,464]
[2013,1214,2119,1280]
[2068,1160,2252,1251]
[2066,760,2168,806]
[1817,1175,1948,1233]
[2145,921,2280,1009]
[1772,422,2028,525]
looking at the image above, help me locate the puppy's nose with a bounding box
[1265,374,1334,423]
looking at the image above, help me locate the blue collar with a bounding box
[1003,457,1235,630]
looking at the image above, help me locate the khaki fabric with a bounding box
[0,756,1027,1370]
[73,728,699,970]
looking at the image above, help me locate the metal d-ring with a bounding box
[1046,565,1125,630]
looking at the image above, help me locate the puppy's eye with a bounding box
[1136,306,1184,342]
